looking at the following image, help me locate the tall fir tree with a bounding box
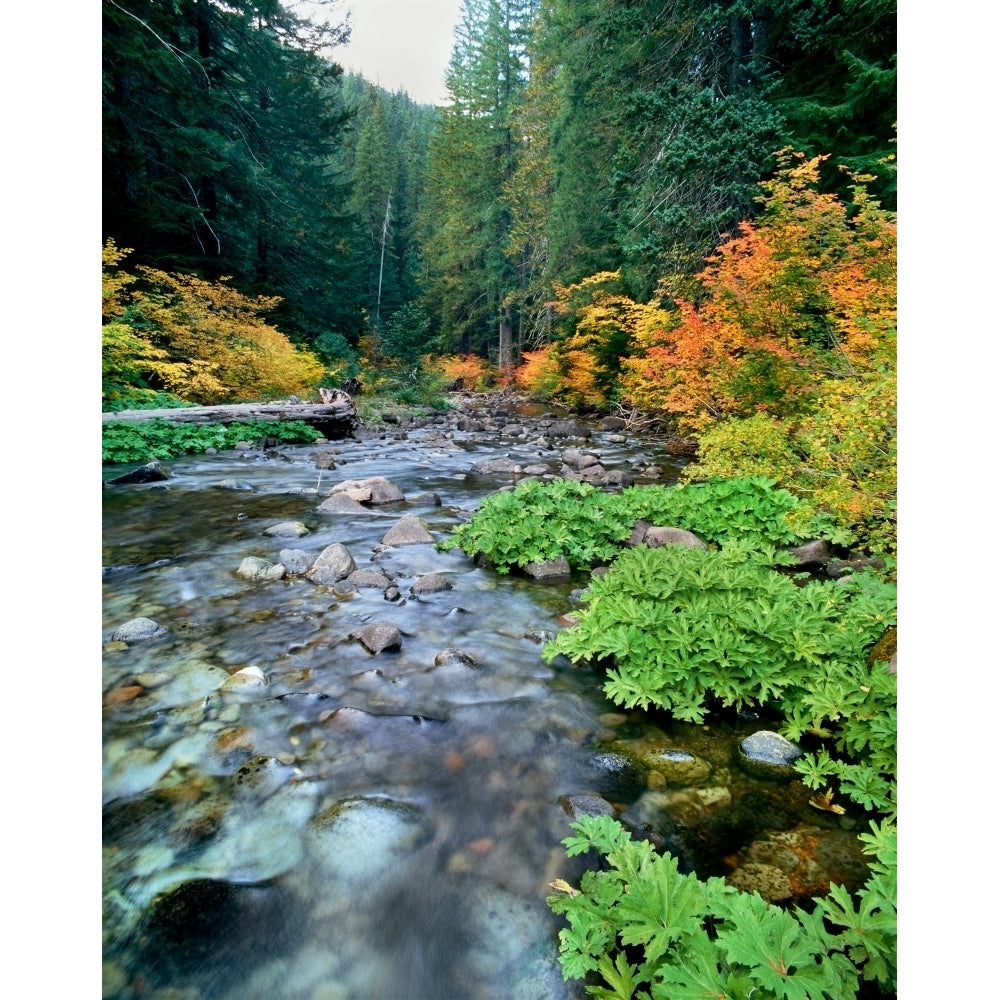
[103,0,360,343]
[419,0,538,365]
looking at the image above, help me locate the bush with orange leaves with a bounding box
[621,150,896,434]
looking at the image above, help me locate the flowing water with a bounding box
[102,407,865,1000]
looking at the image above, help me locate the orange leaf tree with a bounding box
[620,150,896,433]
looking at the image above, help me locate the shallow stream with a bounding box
[102,405,865,1000]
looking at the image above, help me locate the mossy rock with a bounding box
[866,626,897,666]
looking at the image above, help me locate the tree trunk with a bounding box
[102,398,359,440]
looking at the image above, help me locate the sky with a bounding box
[335,0,464,105]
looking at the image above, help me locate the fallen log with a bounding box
[101,394,359,440]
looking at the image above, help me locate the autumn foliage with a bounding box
[431,354,495,391]
[620,151,896,433]
[512,151,897,552]
[102,241,325,407]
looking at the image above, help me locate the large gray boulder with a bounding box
[326,476,405,504]
[306,543,357,585]
[381,515,434,546]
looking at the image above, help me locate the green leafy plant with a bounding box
[438,476,841,575]
[438,478,633,572]
[548,814,895,999]
[542,546,896,815]
[102,419,320,464]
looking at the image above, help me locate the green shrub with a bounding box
[547,814,896,998]
[438,476,847,575]
[102,419,320,464]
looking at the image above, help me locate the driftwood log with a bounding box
[102,393,359,440]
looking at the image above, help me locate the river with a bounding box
[101,401,860,1000]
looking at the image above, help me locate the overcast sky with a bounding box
[335,0,464,105]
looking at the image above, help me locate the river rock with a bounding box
[600,416,628,430]
[561,448,600,469]
[524,557,571,580]
[548,419,589,438]
[588,751,647,799]
[471,457,522,474]
[557,793,617,821]
[279,548,312,574]
[738,731,803,779]
[643,526,707,549]
[344,568,394,592]
[305,796,431,880]
[230,755,298,801]
[263,521,310,538]
[106,461,169,485]
[826,554,886,579]
[411,573,453,595]
[353,621,403,654]
[215,478,255,491]
[317,492,368,513]
[306,543,357,585]
[237,556,285,581]
[725,862,794,902]
[434,647,478,667]
[221,665,268,693]
[784,539,831,569]
[326,475,405,504]
[110,617,167,642]
[641,748,713,788]
[381,515,434,546]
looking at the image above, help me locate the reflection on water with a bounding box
[103,418,858,1000]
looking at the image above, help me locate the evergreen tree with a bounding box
[102,0,359,343]
[420,0,538,366]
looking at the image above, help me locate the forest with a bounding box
[103,2,897,994]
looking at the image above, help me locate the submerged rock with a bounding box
[726,862,794,902]
[263,521,310,538]
[110,617,167,642]
[305,796,431,880]
[237,556,285,582]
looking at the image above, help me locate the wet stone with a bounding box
[306,543,357,585]
[381,515,434,546]
[641,748,713,787]
[110,616,167,642]
[279,548,312,574]
[353,621,403,654]
[434,647,478,668]
[738,731,803,779]
[305,796,431,880]
[230,755,297,800]
[317,491,368,513]
[725,862,794,902]
[558,793,617,821]
[263,521,310,538]
[411,573,453,595]
[237,556,282,582]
